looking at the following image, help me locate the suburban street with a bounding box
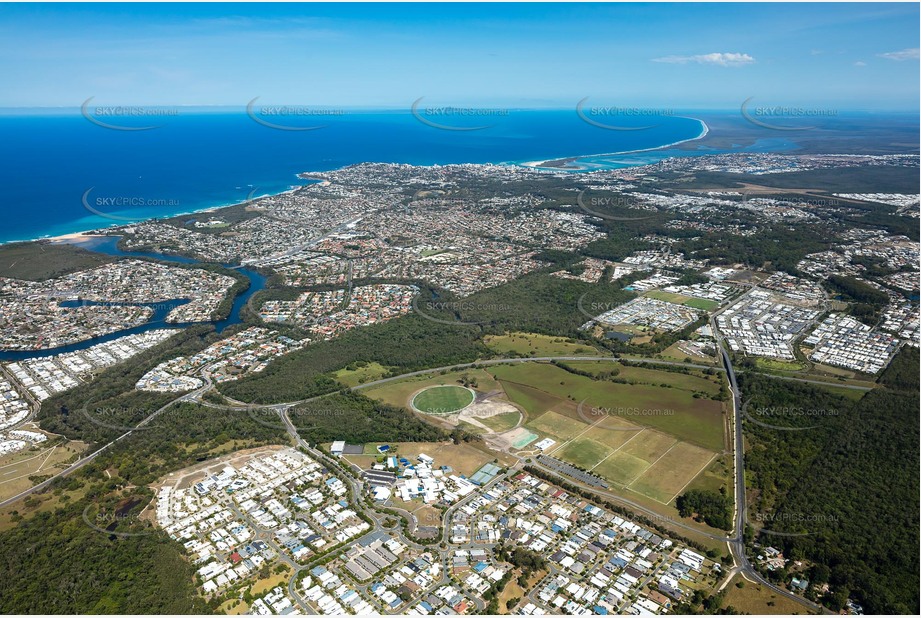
[1,349,832,613]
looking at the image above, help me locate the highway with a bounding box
[0,382,211,509]
[2,347,831,613]
[716,331,830,614]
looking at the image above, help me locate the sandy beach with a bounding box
[47,232,110,244]
[26,183,308,248]
[520,117,710,170]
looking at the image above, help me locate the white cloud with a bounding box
[652,52,754,67]
[854,61,867,67]
[878,48,920,61]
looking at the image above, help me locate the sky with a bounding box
[0,2,918,110]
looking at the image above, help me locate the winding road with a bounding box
[2,349,833,613]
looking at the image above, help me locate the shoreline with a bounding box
[3,123,710,248]
[5,185,307,249]
[518,117,710,170]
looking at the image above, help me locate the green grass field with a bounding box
[333,361,392,387]
[458,421,488,435]
[808,384,867,402]
[361,368,499,409]
[554,438,613,469]
[361,359,729,519]
[619,430,677,462]
[412,385,474,414]
[494,379,560,417]
[478,411,521,433]
[683,297,720,311]
[526,410,588,440]
[645,290,691,304]
[682,454,733,495]
[484,332,606,357]
[582,424,642,451]
[535,359,724,397]
[595,450,651,485]
[629,442,716,503]
[721,575,816,615]
[753,357,807,372]
[491,362,725,451]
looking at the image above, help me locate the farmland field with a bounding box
[484,332,606,357]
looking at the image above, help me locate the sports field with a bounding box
[527,410,587,440]
[412,385,474,414]
[489,361,729,509]
[554,438,612,469]
[358,358,730,519]
[490,361,725,450]
[645,290,719,311]
[629,441,718,503]
[360,368,500,409]
[0,440,85,503]
[644,290,691,305]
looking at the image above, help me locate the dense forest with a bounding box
[218,273,632,403]
[676,488,733,531]
[740,347,920,614]
[39,325,226,444]
[675,222,832,274]
[0,502,207,614]
[0,241,116,280]
[288,392,449,445]
[0,399,289,613]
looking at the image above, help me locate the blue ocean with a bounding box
[0,108,724,244]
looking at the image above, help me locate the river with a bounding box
[0,236,267,361]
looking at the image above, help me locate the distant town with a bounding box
[0,150,917,616]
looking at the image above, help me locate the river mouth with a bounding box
[0,236,267,361]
